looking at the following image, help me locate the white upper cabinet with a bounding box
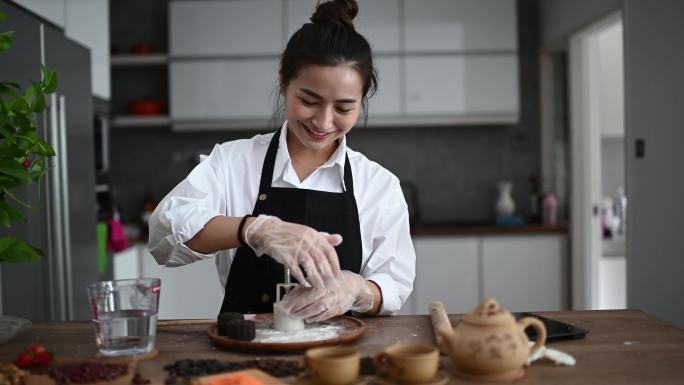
[170,0,284,56]
[367,56,401,118]
[286,0,401,53]
[13,0,110,99]
[65,0,110,100]
[403,0,517,52]
[405,55,518,116]
[166,0,519,128]
[170,59,280,121]
[11,0,66,28]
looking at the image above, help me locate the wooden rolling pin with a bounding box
[429,301,453,355]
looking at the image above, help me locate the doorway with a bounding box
[569,13,627,310]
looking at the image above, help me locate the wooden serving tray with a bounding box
[207,314,365,353]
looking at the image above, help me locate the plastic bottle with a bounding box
[614,187,627,237]
[541,192,558,226]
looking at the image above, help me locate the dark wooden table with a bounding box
[1,310,683,384]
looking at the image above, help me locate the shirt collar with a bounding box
[272,121,347,190]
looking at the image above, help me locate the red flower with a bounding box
[22,160,30,168]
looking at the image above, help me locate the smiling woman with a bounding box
[147,0,415,323]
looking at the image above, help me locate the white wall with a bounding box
[623,0,684,328]
[540,0,622,51]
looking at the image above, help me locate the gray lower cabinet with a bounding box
[482,235,567,312]
[398,234,567,315]
[409,237,480,315]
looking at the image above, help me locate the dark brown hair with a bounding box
[277,0,378,126]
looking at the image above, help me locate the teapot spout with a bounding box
[437,325,460,355]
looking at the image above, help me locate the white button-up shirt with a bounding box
[148,122,416,315]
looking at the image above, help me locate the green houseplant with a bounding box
[0,11,57,262]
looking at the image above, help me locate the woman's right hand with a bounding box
[244,215,342,288]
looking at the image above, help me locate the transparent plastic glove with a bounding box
[278,270,374,322]
[244,215,342,288]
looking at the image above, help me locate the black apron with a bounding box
[220,129,362,314]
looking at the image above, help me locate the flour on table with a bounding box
[253,319,344,343]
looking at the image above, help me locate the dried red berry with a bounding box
[28,344,46,354]
[15,352,33,369]
[32,351,53,366]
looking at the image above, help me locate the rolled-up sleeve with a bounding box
[148,144,228,267]
[362,199,416,315]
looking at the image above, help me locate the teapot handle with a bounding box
[375,352,393,376]
[429,301,452,355]
[517,317,547,357]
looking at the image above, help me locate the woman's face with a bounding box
[282,64,363,154]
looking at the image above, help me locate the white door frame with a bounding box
[569,12,622,310]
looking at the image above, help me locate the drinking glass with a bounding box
[87,278,161,356]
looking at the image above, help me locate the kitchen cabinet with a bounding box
[368,56,402,118]
[164,0,519,130]
[482,235,567,311]
[64,0,110,100]
[170,58,280,122]
[10,0,66,28]
[170,0,284,57]
[114,244,224,320]
[403,0,517,52]
[412,237,480,315]
[399,233,567,315]
[11,0,110,99]
[404,55,518,116]
[286,0,401,53]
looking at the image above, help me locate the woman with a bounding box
[148,0,415,322]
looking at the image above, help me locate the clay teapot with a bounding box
[436,298,546,381]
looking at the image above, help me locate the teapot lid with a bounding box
[462,298,515,326]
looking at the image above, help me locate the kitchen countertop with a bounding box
[411,223,568,236]
[1,309,682,384]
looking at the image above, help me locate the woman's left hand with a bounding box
[278,270,374,322]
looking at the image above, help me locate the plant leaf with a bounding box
[0,145,23,159]
[0,158,31,182]
[35,139,56,156]
[11,114,32,130]
[0,206,9,228]
[0,200,23,222]
[1,187,33,209]
[32,93,46,112]
[0,174,23,189]
[0,31,13,53]
[9,97,29,112]
[0,82,21,97]
[44,69,58,93]
[0,236,44,262]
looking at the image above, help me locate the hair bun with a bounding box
[310,0,358,29]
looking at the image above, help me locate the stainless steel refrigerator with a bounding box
[0,1,99,321]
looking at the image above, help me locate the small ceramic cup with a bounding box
[375,343,440,384]
[304,346,361,385]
